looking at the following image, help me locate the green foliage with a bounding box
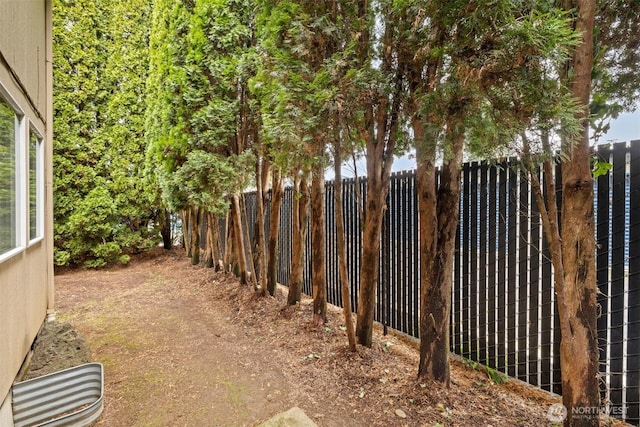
[53,0,160,267]
[406,0,583,159]
[591,157,612,178]
[485,365,508,384]
[251,0,363,172]
[145,0,255,219]
[591,0,640,141]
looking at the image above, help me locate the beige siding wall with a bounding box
[0,0,53,414]
[0,1,48,116]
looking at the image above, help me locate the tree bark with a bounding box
[231,194,248,284]
[267,168,284,296]
[160,208,172,250]
[355,177,387,346]
[204,211,215,269]
[223,210,235,273]
[559,0,600,424]
[181,209,191,257]
[311,164,327,326]
[190,207,201,266]
[254,155,268,294]
[240,194,255,288]
[334,144,357,351]
[288,171,310,305]
[417,128,464,386]
[355,104,397,347]
[204,212,223,270]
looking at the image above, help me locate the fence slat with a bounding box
[540,167,554,392]
[626,141,640,422]
[462,165,472,358]
[528,166,540,386]
[487,166,497,369]
[596,144,612,404]
[610,142,627,408]
[507,165,518,378]
[497,163,508,373]
[479,164,488,366]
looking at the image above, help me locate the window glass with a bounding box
[0,97,16,254]
[29,129,42,240]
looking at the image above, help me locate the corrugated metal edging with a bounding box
[12,363,103,427]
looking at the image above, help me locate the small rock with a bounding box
[395,409,407,419]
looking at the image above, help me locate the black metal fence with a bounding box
[232,141,640,424]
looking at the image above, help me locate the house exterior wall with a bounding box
[0,1,54,424]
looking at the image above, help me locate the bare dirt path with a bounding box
[54,249,588,426]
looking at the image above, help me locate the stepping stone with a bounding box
[257,407,317,427]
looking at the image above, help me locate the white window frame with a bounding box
[0,81,26,263]
[28,123,44,244]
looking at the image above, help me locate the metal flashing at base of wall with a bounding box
[11,363,103,427]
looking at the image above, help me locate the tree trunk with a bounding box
[223,210,235,273]
[181,209,191,257]
[355,125,396,346]
[267,169,284,296]
[204,211,214,268]
[417,129,464,386]
[160,208,172,250]
[288,171,310,305]
[254,155,268,294]
[240,194,255,288]
[204,212,222,270]
[311,165,327,326]
[190,207,201,266]
[334,145,357,351]
[231,194,248,284]
[355,175,388,346]
[559,0,600,424]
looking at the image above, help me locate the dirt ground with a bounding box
[53,248,622,427]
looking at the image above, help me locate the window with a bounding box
[0,96,17,255]
[29,127,43,241]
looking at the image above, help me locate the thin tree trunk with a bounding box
[417,129,464,386]
[311,164,327,326]
[415,121,439,381]
[240,194,255,288]
[355,127,396,347]
[287,173,305,305]
[190,207,201,266]
[255,155,268,294]
[209,212,224,271]
[231,194,248,285]
[223,209,235,273]
[288,174,302,303]
[182,209,191,257]
[355,176,388,346]
[267,169,284,296]
[559,0,600,423]
[288,171,310,305]
[354,14,401,345]
[522,134,571,341]
[334,144,357,351]
[205,211,214,269]
[160,208,172,250]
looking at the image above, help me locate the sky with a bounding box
[598,110,640,145]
